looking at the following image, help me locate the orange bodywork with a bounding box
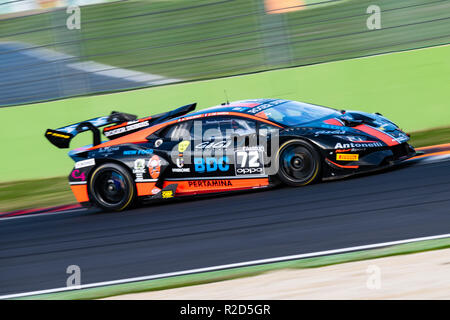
[76,179,270,202]
[326,159,359,169]
[87,112,283,151]
[70,185,89,203]
[163,178,269,195]
[354,124,398,147]
[136,182,157,196]
[73,110,278,202]
[134,178,270,197]
[323,118,344,127]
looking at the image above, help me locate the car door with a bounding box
[155,120,195,180]
[190,117,235,179]
[229,117,266,178]
[159,116,270,182]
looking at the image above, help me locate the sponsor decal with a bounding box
[133,159,146,180]
[173,154,190,172]
[336,153,359,161]
[97,146,120,156]
[241,145,264,152]
[172,168,191,173]
[151,187,161,195]
[98,146,120,152]
[123,150,137,155]
[74,158,95,169]
[133,159,146,172]
[321,124,347,130]
[71,169,86,181]
[176,157,184,168]
[346,136,377,143]
[178,141,190,153]
[177,114,203,122]
[195,140,232,150]
[247,99,286,114]
[194,156,230,173]
[314,130,346,136]
[123,149,153,156]
[162,190,174,199]
[334,142,383,149]
[235,150,265,176]
[203,112,230,117]
[237,168,263,174]
[188,180,233,188]
[336,148,365,153]
[47,131,71,139]
[173,154,190,173]
[148,155,161,179]
[104,120,150,137]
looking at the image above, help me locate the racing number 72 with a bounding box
[236,150,260,168]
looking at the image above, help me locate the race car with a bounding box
[45,99,417,211]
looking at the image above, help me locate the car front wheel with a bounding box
[276,140,322,187]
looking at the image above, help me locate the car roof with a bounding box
[170,99,288,121]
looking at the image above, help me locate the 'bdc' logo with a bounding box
[194,157,229,173]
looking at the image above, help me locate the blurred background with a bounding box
[0,0,449,210]
[1,0,449,105]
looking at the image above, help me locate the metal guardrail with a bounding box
[0,0,449,106]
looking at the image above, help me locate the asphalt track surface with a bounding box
[1,158,450,296]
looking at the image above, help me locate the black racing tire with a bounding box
[88,163,136,212]
[276,139,322,187]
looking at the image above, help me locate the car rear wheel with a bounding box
[276,140,322,187]
[89,163,136,211]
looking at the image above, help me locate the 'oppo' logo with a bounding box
[237,168,263,174]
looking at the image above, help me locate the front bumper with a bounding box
[323,142,416,180]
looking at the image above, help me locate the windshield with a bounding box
[254,101,340,126]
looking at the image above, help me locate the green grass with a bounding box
[14,237,450,300]
[0,0,448,81]
[0,125,447,213]
[409,126,450,147]
[0,44,449,183]
[0,177,75,212]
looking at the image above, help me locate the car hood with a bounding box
[303,111,410,146]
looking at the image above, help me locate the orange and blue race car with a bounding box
[45,99,417,211]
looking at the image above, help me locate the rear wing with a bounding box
[45,111,137,148]
[102,103,197,140]
[148,102,196,125]
[45,103,196,149]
